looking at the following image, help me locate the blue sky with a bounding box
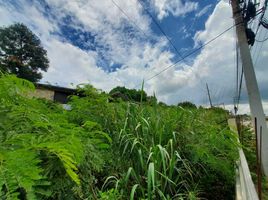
[0,0,268,114]
[40,0,217,71]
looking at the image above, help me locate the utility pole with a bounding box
[206,83,213,108]
[231,0,268,176]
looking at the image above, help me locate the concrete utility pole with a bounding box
[231,0,268,176]
[206,83,213,108]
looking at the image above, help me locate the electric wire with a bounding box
[254,30,268,65]
[252,27,264,64]
[110,0,150,39]
[235,37,261,112]
[233,15,239,109]
[255,31,268,42]
[136,0,184,60]
[134,22,241,89]
[235,0,261,109]
[109,0,208,95]
[111,0,259,109]
[110,0,197,73]
[233,37,244,112]
[255,35,268,42]
[237,66,243,109]
[251,27,263,60]
[234,40,239,110]
[235,31,264,112]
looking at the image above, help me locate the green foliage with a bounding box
[177,101,197,109]
[0,149,44,200]
[98,189,123,200]
[0,75,238,199]
[0,23,49,82]
[109,86,148,102]
[0,75,109,199]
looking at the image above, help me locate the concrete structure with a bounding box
[228,119,259,200]
[231,0,268,176]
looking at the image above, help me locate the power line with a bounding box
[234,23,266,112]
[234,40,239,107]
[234,40,243,111]
[109,0,207,94]
[110,0,149,39]
[251,26,263,62]
[256,35,268,42]
[235,29,265,111]
[254,30,268,65]
[233,18,238,103]
[134,22,240,88]
[252,27,266,64]
[233,35,244,113]
[237,66,244,108]
[255,31,268,42]
[136,0,184,60]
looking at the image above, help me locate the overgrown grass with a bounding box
[0,75,239,199]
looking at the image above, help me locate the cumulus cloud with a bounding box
[151,0,198,20]
[0,0,175,91]
[0,1,58,39]
[164,0,268,114]
[42,39,122,90]
[143,1,234,105]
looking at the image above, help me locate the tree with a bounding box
[109,86,147,102]
[177,101,197,109]
[0,23,49,82]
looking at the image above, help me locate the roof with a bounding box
[35,83,77,94]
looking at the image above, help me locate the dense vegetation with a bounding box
[109,86,157,104]
[177,102,197,109]
[0,75,239,199]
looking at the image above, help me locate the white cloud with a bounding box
[179,25,191,39]
[195,4,212,18]
[0,1,58,40]
[164,0,268,115]
[225,101,268,116]
[42,39,121,91]
[0,0,175,92]
[42,0,161,69]
[152,0,198,20]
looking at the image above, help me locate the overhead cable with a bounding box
[254,31,268,65]
[255,32,268,42]
[136,0,184,60]
[134,22,241,88]
[110,0,149,38]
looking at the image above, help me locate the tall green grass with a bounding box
[95,102,238,199]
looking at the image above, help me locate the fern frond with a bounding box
[0,149,44,200]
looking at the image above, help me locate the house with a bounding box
[32,83,78,104]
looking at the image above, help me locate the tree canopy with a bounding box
[109,86,148,102]
[0,23,49,82]
[177,101,197,109]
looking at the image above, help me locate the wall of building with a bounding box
[30,88,55,101]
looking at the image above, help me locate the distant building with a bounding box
[32,83,78,104]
